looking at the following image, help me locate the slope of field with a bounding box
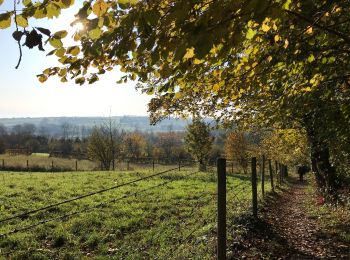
[0,166,267,259]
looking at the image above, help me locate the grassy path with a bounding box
[229,178,350,259]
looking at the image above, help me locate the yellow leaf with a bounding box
[212,83,220,92]
[284,39,289,49]
[246,28,257,40]
[55,48,66,57]
[174,92,182,99]
[267,56,272,62]
[15,15,28,27]
[88,28,102,39]
[54,30,68,39]
[49,38,63,48]
[302,87,312,92]
[274,34,280,42]
[193,58,203,64]
[306,26,313,34]
[68,46,80,56]
[0,13,11,29]
[92,0,108,16]
[37,74,48,83]
[183,47,195,60]
[261,23,270,32]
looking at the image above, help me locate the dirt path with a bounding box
[229,179,350,259]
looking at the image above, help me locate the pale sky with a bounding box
[0,0,151,118]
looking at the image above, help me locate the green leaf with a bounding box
[22,0,31,7]
[282,0,292,10]
[307,54,315,63]
[0,13,11,29]
[49,38,63,48]
[55,47,66,57]
[88,28,102,39]
[53,30,68,39]
[15,15,28,27]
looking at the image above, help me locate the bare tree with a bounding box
[87,117,120,170]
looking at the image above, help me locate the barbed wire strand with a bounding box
[0,166,184,224]
[0,170,203,238]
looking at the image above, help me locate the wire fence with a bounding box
[0,156,289,259]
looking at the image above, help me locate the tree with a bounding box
[87,119,120,170]
[184,119,213,171]
[225,131,250,174]
[122,132,146,159]
[155,132,182,162]
[1,0,349,195]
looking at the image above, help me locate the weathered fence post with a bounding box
[261,155,265,197]
[274,161,279,186]
[279,163,283,184]
[127,160,130,171]
[27,160,29,172]
[152,160,155,172]
[51,160,54,172]
[217,158,226,260]
[269,159,274,192]
[75,160,78,171]
[2,159,4,169]
[178,159,181,171]
[251,157,258,218]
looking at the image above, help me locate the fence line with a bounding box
[0,165,185,224]
[0,169,203,238]
[1,155,290,259]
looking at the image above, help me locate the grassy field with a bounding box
[0,166,272,259]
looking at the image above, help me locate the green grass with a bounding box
[302,176,350,243]
[0,167,273,259]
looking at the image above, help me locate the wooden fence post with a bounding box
[76,160,78,171]
[261,155,265,198]
[2,159,4,169]
[231,162,234,174]
[178,159,181,171]
[152,160,155,172]
[51,160,54,172]
[127,160,130,171]
[279,163,283,184]
[269,159,274,192]
[27,160,29,172]
[217,158,226,260]
[251,157,258,218]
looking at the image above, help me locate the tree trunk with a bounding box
[308,132,338,197]
[198,159,206,172]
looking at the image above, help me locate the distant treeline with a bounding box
[0,116,191,137]
[0,122,226,163]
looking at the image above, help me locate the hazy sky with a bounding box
[0,1,151,118]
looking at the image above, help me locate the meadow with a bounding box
[0,165,271,259]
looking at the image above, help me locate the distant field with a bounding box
[0,166,271,259]
[0,154,98,171]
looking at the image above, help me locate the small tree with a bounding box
[225,131,250,174]
[184,119,213,171]
[87,118,120,170]
[122,132,146,160]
